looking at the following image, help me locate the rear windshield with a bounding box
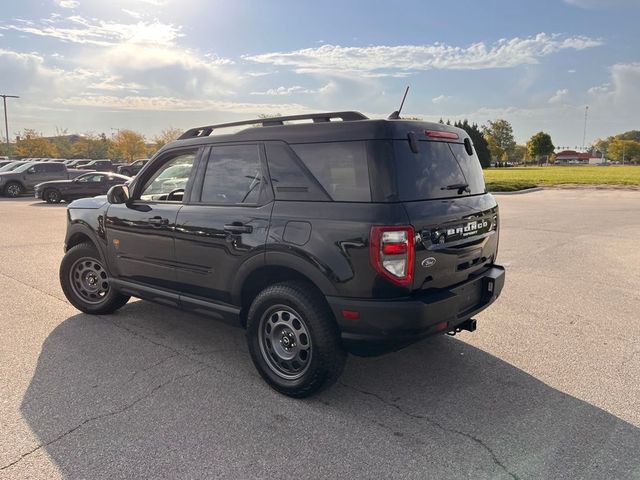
[394,140,485,201]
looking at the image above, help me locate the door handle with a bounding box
[224,223,253,234]
[148,216,169,226]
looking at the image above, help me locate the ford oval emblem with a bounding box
[422,257,437,268]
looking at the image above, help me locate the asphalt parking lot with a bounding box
[1,189,639,480]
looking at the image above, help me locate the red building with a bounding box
[555,150,602,164]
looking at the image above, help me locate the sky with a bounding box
[1,0,639,147]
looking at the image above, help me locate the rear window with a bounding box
[291,141,370,202]
[394,140,486,201]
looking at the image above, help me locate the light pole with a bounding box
[1,95,19,151]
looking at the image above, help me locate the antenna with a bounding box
[388,86,410,120]
[582,105,589,150]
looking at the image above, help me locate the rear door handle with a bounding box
[148,216,169,226]
[224,223,253,234]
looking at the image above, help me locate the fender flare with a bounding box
[65,221,109,265]
[230,250,338,305]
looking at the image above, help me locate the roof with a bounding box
[165,111,468,152]
[556,150,593,160]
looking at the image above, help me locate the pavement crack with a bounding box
[110,321,213,368]
[339,381,520,480]
[0,365,209,472]
[0,271,68,304]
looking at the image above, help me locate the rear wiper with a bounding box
[441,183,470,194]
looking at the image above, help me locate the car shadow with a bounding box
[12,300,640,479]
[28,201,68,207]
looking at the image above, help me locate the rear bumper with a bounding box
[327,265,505,355]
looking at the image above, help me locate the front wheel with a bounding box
[44,188,62,204]
[60,242,130,314]
[246,281,346,397]
[4,182,23,198]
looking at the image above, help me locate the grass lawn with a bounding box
[484,165,640,191]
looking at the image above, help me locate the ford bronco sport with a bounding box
[59,111,505,397]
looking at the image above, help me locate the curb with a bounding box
[491,187,544,195]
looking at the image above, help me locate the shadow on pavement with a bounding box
[28,202,68,207]
[9,300,640,479]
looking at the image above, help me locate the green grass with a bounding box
[484,165,640,191]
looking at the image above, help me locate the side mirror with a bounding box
[107,184,130,204]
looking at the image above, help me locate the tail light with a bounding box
[369,226,414,287]
[425,130,459,140]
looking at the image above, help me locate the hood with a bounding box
[35,179,73,188]
[68,195,108,209]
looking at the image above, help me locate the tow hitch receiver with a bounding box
[446,318,477,336]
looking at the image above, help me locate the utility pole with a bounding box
[1,94,19,151]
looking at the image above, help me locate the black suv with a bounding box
[117,159,148,177]
[59,112,505,397]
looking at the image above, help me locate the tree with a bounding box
[607,139,640,164]
[15,129,58,158]
[153,127,183,150]
[50,127,73,158]
[454,119,491,168]
[527,131,554,163]
[72,133,112,159]
[482,119,516,161]
[513,145,528,164]
[110,130,146,162]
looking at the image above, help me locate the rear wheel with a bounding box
[246,281,346,397]
[44,188,62,204]
[60,242,130,314]
[4,182,23,198]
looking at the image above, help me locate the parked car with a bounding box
[0,161,31,172]
[59,111,505,397]
[0,162,84,197]
[0,160,14,169]
[35,172,132,204]
[77,159,116,172]
[66,159,93,168]
[117,159,148,177]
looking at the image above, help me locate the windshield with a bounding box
[13,163,36,173]
[393,140,486,201]
[0,162,24,172]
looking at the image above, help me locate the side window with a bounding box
[46,163,64,172]
[264,143,330,201]
[290,141,371,201]
[78,174,103,183]
[34,164,46,173]
[200,144,263,204]
[140,152,196,202]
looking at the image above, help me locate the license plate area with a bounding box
[455,280,483,314]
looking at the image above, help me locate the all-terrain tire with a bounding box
[246,281,346,398]
[60,242,130,314]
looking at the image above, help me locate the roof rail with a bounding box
[178,111,368,140]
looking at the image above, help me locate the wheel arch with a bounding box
[235,261,337,327]
[65,224,108,265]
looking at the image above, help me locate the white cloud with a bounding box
[243,33,603,76]
[548,88,569,103]
[55,0,80,8]
[2,15,183,46]
[568,69,576,73]
[250,84,332,96]
[432,94,452,104]
[587,63,640,114]
[2,15,239,99]
[563,0,638,8]
[54,95,308,115]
